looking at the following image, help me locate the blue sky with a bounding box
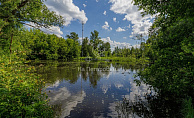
[30,0,155,51]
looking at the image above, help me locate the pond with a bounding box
[32,61,181,118]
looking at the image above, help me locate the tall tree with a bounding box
[66,32,79,42]
[0,0,65,57]
[90,30,102,50]
[99,42,111,57]
[58,37,69,59]
[134,0,194,96]
[0,0,65,34]
[81,37,89,57]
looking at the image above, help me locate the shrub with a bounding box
[0,54,53,118]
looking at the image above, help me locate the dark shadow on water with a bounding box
[115,93,183,118]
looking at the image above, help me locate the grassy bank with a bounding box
[77,56,149,65]
[0,54,53,117]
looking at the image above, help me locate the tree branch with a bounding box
[12,0,30,15]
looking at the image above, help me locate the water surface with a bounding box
[33,61,180,118]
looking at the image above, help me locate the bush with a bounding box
[0,54,53,118]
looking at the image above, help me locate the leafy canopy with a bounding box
[0,0,65,34]
[133,0,194,97]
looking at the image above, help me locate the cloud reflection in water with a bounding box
[46,81,86,118]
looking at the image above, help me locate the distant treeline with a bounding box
[1,28,151,61]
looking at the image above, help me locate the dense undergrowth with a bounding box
[183,97,194,118]
[0,53,53,118]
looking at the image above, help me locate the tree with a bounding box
[134,0,194,97]
[112,46,119,57]
[66,32,79,42]
[0,0,65,33]
[65,38,81,59]
[133,0,193,19]
[73,40,81,58]
[90,30,102,50]
[0,0,65,56]
[99,42,111,57]
[58,38,69,59]
[81,37,89,57]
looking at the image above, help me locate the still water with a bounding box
[33,61,181,118]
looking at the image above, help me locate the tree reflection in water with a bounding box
[32,61,111,87]
[114,92,182,118]
[30,61,183,118]
[80,62,111,88]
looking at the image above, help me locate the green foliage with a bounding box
[81,37,89,57]
[31,61,111,88]
[3,28,81,60]
[90,30,102,50]
[66,38,81,60]
[87,45,97,58]
[133,0,194,19]
[99,42,111,57]
[0,54,53,117]
[80,30,112,59]
[0,0,65,60]
[182,97,194,118]
[134,0,194,103]
[138,16,194,97]
[0,1,74,117]
[0,0,65,34]
[66,32,79,42]
[111,42,149,64]
[58,37,69,59]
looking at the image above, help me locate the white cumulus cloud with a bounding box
[101,37,134,51]
[102,21,112,31]
[109,0,154,37]
[103,11,107,15]
[83,4,86,7]
[116,27,126,32]
[113,17,116,22]
[25,22,63,37]
[44,0,88,26]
